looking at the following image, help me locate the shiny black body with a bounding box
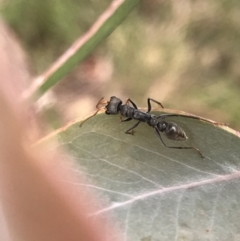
[104,96,203,158]
[80,96,204,158]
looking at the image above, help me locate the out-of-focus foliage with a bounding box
[2,0,112,72]
[2,0,240,129]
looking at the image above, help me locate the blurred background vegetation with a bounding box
[1,0,240,130]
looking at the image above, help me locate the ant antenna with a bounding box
[79,97,108,127]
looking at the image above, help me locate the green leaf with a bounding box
[29,0,141,99]
[50,111,240,240]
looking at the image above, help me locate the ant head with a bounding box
[162,122,188,141]
[105,96,122,115]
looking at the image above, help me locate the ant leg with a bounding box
[153,127,204,158]
[147,98,164,113]
[125,98,138,109]
[156,113,224,126]
[79,97,107,127]
[125,121,141,135]
[120,116,132,122]
[126,98,164,112]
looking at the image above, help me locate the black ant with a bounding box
[80,96,211,158]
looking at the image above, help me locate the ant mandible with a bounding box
[80,96,205,158]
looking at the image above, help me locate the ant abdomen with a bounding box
[162,122,188,141]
